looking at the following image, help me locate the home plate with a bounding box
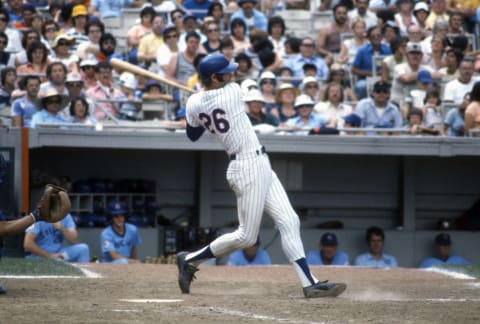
[120,299,183,303]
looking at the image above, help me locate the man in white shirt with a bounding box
[348,0,377,29]
[443,57,479,105]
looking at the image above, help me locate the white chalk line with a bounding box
[190,306,331,324]
[423,268,476,280]
[120,299,183,303]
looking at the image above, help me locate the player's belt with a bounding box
[230,146,266,160]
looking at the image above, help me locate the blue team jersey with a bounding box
[419,256,471,268]
[306,250,349,266]
[25,214,76,254]
[227,248,271,266]
[355,252,398,268]
[101,223,141,262]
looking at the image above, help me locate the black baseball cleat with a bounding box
[303,280,347,298]
[176,251,199,294]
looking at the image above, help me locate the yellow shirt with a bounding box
[137,32,164,58]
[425,12,450,29]
[449,0,480,10]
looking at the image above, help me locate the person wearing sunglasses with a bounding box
[353,80,402,129]
[200,22,221,54]
[30,88,68,128]
[49,34,79,73]
[156,24,179,77]
[0,7,22,54]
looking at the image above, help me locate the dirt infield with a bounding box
[1,264,480,324]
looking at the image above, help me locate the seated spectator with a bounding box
[442,57,478,105]
[284,94,327,135]
[11,75,41,128]
[316,3,351,65]
[0,31,15,70]
[183,0,212,20]
[66,5,90,52]
[351,26,392,99]
[320,64,357,102]
[79,59,99,90]
[413,1,430,33]
[96,33,122,63]
[23,178,90,263]
[268,15,287,58]
[354,81,403,129]
[438,47,462,82]
[337,17,368,65]
[464,81,480,137]
[391,42,442,108]
[230,0,267,33]
[314,83,353,129]
[444,91,469,137]
[75,20,105,61]
[0,7,22,54]
[101,201,142,264]
[16,40,50,83]
[178,13,207,52]
[245,89,279,127]
[138,14,165,68]
[39,62,69,97]
[301,76,321,102]
[187,53,207,91]
[419,233,471,268]
[118,72,142,121]
[287,37,329,81]
[229,18,250,55]
[355,226,398,268]
[394,0,417,37]
[201,21,221,54]
[381,35,407,83]
[142,79,173,102]
[14,29,42,67]
[0,67,17,107]
[30,88,68,128]
[258,71,277,110]
[234,52,257,81]
[306,232,349,266]
[156,23,180,77]
[407,107,440,136]
[421,86,443,134]
[271,82,299,122]
[49,34,79,73]
[89,0,143,21]
[227,238,271,266]
[422,35,447,71]
[86,62,124,121]
[68,96,97,125]
[126,6,155,65]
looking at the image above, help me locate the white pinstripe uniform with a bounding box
[186,82,317,287]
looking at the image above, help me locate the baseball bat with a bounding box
[109,58,195,93]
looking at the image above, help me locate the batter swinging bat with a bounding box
[109,58,194,93]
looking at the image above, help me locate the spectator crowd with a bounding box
[1,0,480,137]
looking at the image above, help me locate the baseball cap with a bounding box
[183,13,198,23]
[72,5,88,17]
[435,233,451,246]
[66,72,83,83]
[119,72,138,90]
[80,59,98,68]
[406,42,423,54]
[108,201,127,216]
[417,70,432,83]
[238,0,258,5]
[145,79,162,90]
[413,2,429,13]
[198,53,238,79]
[243,89,265,103]
[343,113,362,127]
[258,71,276,84]
[294,94,315,108]
[373,80,391,93]
[321,232,338,246]
[301,76,318,90]
[162,23,177,35]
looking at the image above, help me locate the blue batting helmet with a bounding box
[198,53,238,80]
[108,201,127,216]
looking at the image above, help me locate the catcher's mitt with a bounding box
[33,184,71,223]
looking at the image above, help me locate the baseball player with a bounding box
[100,201,142,264]
[177,53,347,298]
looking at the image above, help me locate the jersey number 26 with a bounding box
[199,108,230,134]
